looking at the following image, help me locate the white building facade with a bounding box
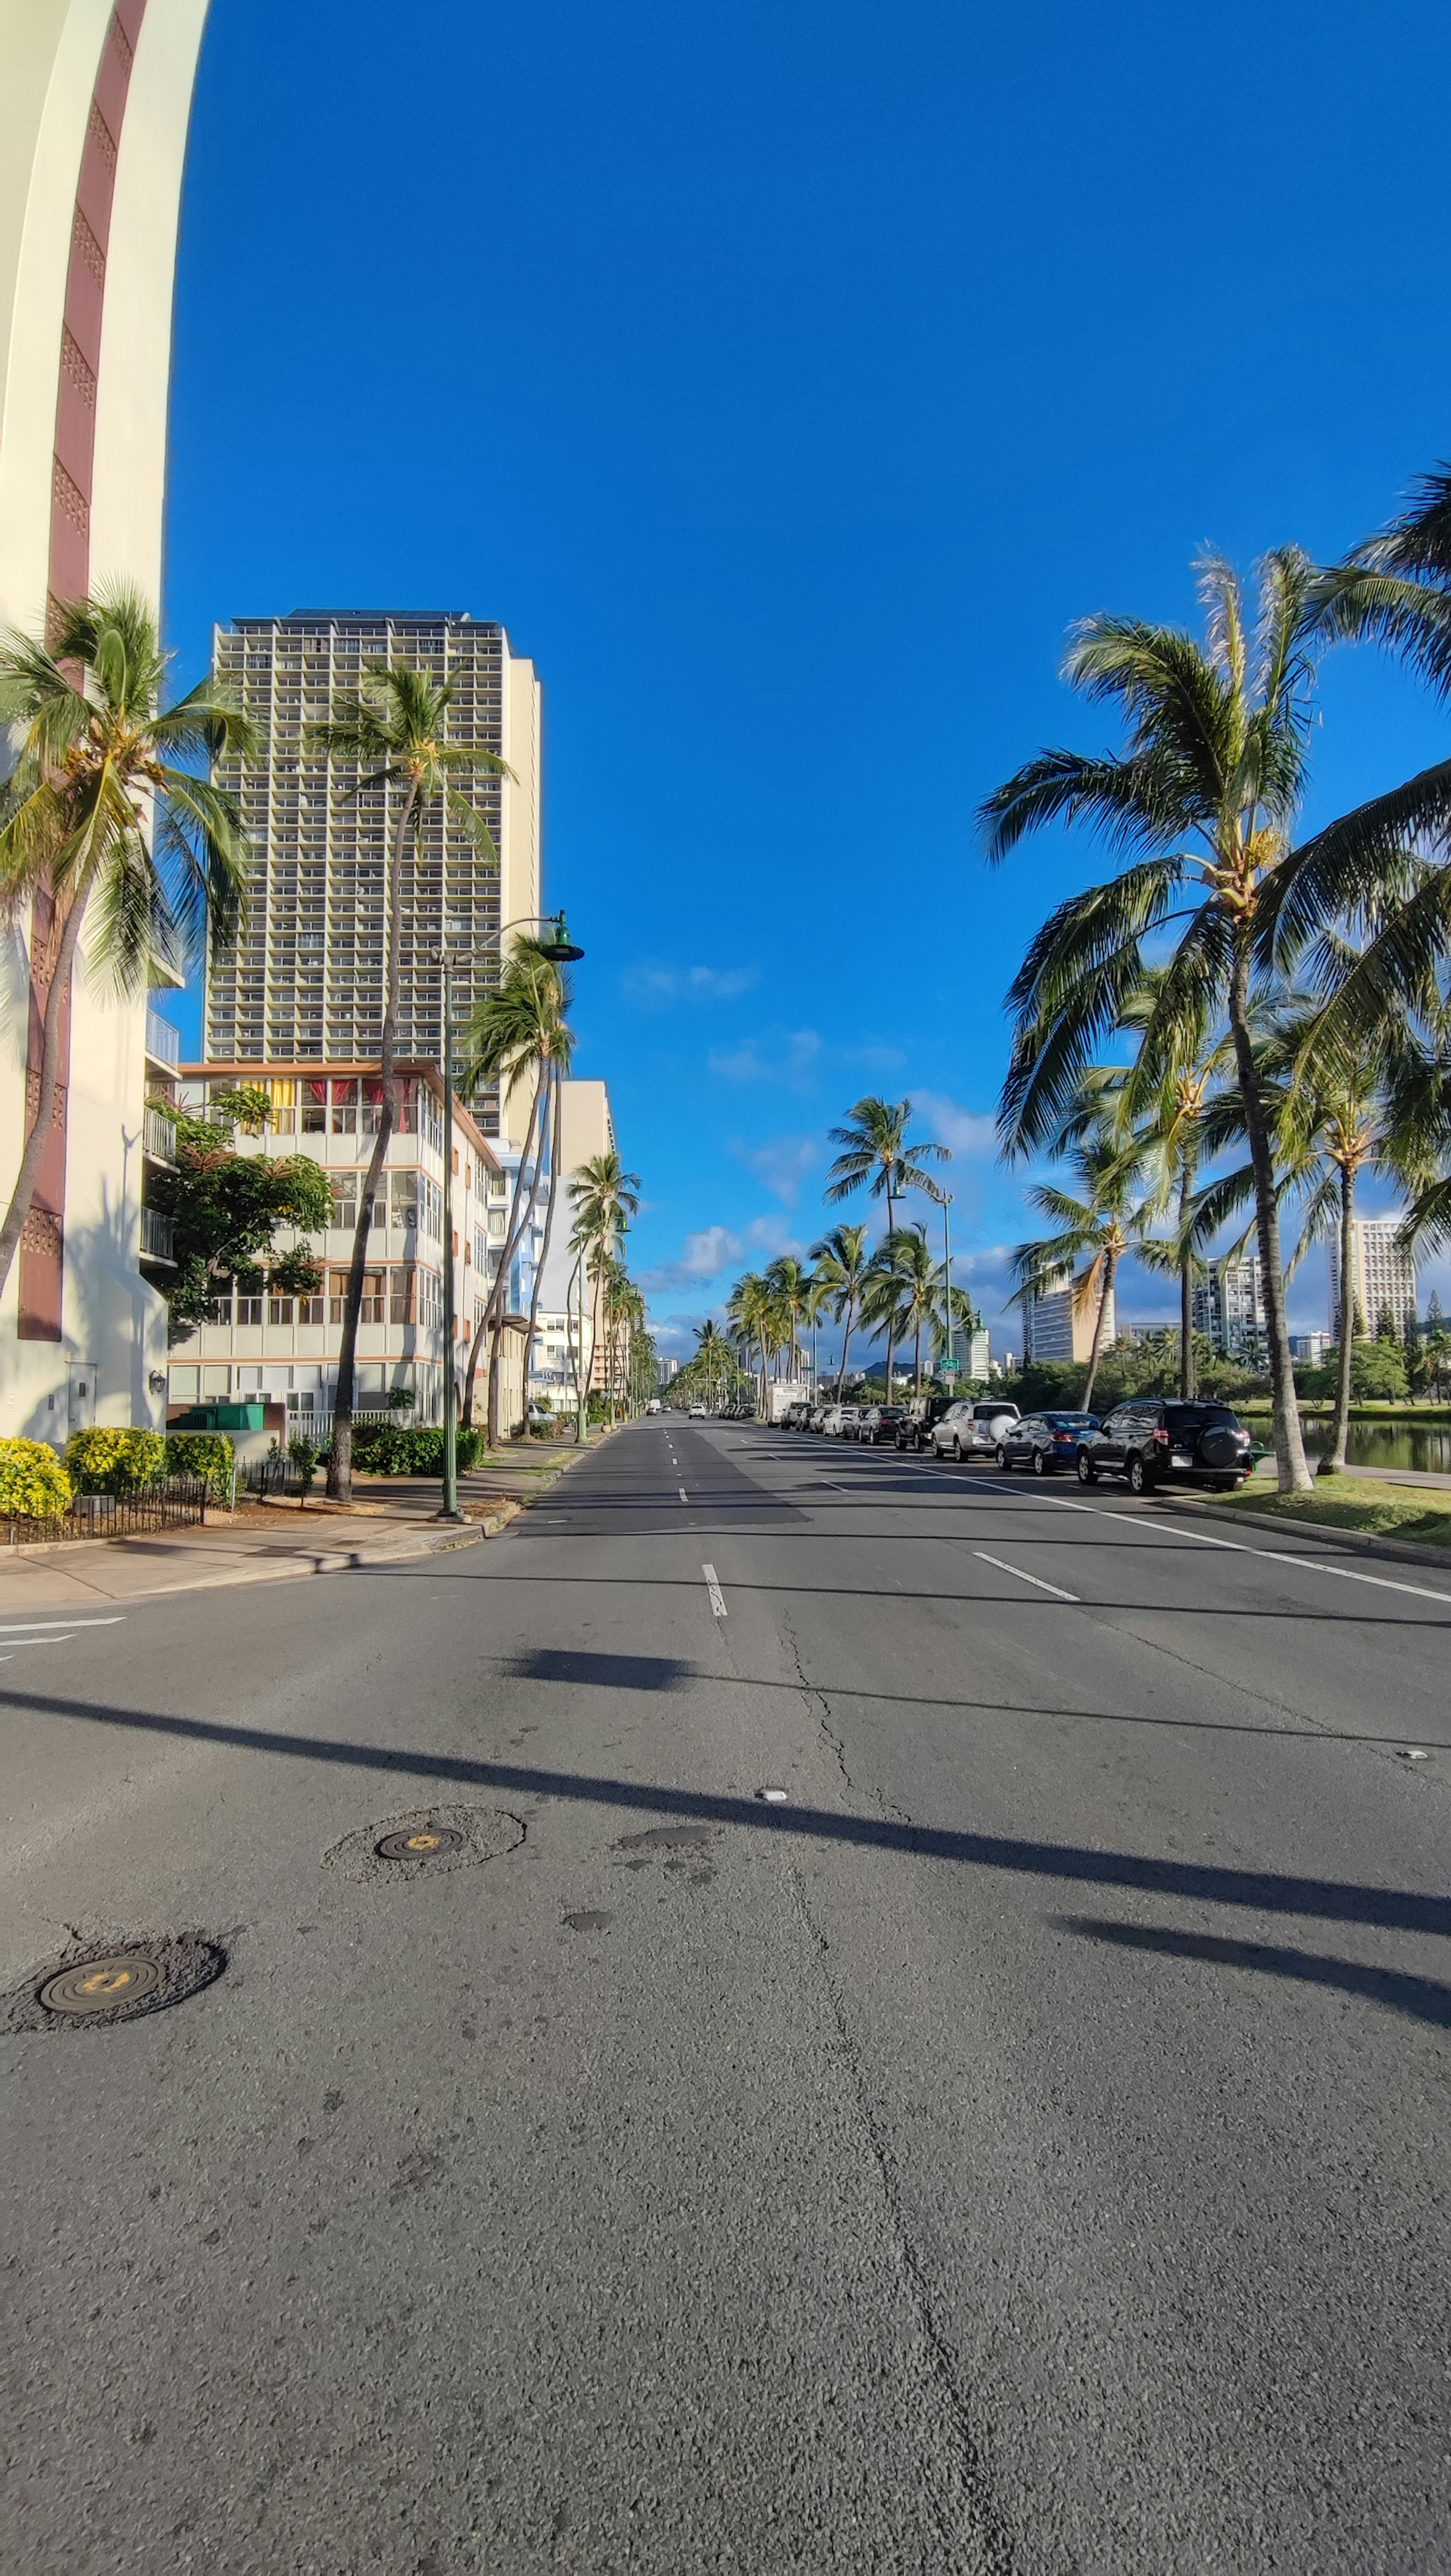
[0,0,210,1441]
[1327,1216,1418,1343]
[1193,1257,1268,1361]
[1022,1275,1116,1366]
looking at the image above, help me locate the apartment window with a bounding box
[391,1169,419,1231]
[302,1079,328,1134]
[201,1286,232,1327]
[329,1081,358,1136]
[330,1269,385,1325]
[236,1274,265,1327]
[330,1173,357,1231]
[268,1296,295,1325]
[297,1294,325,1325]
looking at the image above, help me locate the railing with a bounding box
[143,1104,177,1162]
[139,1205,175,1262]
[145,1006,181,1067]
[5,1473,209,1548]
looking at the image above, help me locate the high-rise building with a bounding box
[1022,1274,1115,1365]
[534,1078,619,1398]
[1193,1258,1268,1360]
[1,1,209,1440]
[1327,1215,1417,1343]
[204,611,542,1139]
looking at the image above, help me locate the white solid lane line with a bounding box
[679,1487,688,1503]
[974,1550,1080,1602]
[701,1563,727,1618]
[0,1617,127,1631]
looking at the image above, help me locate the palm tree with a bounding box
[981,547,1341,1490]
[568,1149,642,1422]
[0,586,254,1299]
[727,1271,775,1417]
[824,1096,948,1233]
[809,1222,871,1396]
[695,1318,730,1410]
[305,661,508,1497]
[862,1226,939,1393]
[1285,463,1451,1044]
[763,1254,815,1381]
[931,1280,982,1378]
[1010,1129,1161,1413]
[459,936,575,1442]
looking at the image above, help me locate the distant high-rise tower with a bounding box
[1327,1215,1417,1342]
[205,611,542,1136]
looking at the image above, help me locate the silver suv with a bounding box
[930,1398,1021,1461]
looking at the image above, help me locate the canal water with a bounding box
[1287,1418,1451,1476]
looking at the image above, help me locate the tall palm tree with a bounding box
[981,546,1345,1490]
[727,1271,776,1417]
[809,1221,871,1396]
[1010,1129,1161,1413]
[824,1096,948,1233]
[862,1226,939,1393]
[763,1254,815,1381]
[0,586,254,1299]
[305,662,508,1497]
[568,1149,642,1421]
[1286,462,1451,1044]
[695,1318,730,1410]
[459,936,575,1441]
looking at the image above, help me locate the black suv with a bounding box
[1077,1399,1251,1494]
[895,1394,959,1452]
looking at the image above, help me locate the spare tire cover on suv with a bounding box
[1198,1426,1242,1468]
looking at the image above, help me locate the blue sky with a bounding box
[164,0,1451,1359]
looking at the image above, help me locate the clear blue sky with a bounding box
[164,0,1451,1357]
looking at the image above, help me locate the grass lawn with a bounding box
[1207,1475,1451,1549]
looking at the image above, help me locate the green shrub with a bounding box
[65,1427,167,1494]
[348,1423,483,1475]
[0,1437,73,1519]
[163,1430,235,1499]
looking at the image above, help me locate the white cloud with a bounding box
[708,1027,823,1089]
[638,1211,802,1296]
[914,1089,999,1160]
[623,960,758,1007]
[729,1132,821,1204]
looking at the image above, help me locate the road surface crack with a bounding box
[780,1613,915,1822]
[787,1861,1016,2574]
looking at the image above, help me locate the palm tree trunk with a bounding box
[463,1073,544,1432]
[1324,1161,1357,1475]
[486,1087,548,1445]
[329,777,418,1499]
[837,1295,855,1397]
[1228,940,1312,1492]
[914,1314,923,1395]
[1178,1152,1197,1401]
[0,882,89,1301]
[1081,1248,1117,1412]
[520,1063,563,1418]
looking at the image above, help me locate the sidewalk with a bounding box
[1250,1460,1451,1491]
[0,1433,600,1614]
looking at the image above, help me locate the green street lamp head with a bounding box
[538,910,585,963]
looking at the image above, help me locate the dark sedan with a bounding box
[1077,1398,1251,1492]
[996,1410,1099,1474]
[856,1406,906,1446]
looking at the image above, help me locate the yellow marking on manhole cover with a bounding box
[406,1833,441,1851]
[79,1969,133,1994]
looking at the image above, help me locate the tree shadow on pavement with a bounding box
[6,1683,1449,1943]
[1056,1915,1451,2031]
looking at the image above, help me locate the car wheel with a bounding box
[952,1438,963,1461]
[1076,1451,1095,1485]
[1032,1448,1046,1476]
[996,1445,1010,1470]
[1127,1453,1149,1495]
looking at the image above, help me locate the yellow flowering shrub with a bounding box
[0,1437,73,1519]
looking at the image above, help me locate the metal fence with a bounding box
[5,1473,210,1549]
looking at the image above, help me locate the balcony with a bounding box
[145,1006,181,1070]
[142,1104,177,1164]
[140,1206,175,1265]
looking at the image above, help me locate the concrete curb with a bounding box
[1148,1486,1451,1574]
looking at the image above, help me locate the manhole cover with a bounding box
[3,1935,227,2036]
[324,1805,526,1885]
[376,1825,466,1862]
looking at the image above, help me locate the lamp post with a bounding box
[941,1192,955,1384]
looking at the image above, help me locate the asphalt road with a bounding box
[4,1420,1449,2575]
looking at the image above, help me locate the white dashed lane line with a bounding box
[973,1550,1080,1603]
[701,1563,727,1618]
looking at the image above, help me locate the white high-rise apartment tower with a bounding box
[206,611,542,1136]
[1327,1215,1417,1342]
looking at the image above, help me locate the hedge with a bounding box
[0,1437,74,1519]
[164,1430,235,1499]
[347,1423,484,1475]
[65,1427,167,1494]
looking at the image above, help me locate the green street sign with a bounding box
[941,1361,960,1379]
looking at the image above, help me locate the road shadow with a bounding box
[1057,1915,1451,2031]
[7,1683,1449,1941]
[498,1648,695,1692]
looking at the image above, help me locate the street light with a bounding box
[436,908,586,1518]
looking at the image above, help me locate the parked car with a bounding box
[1077,1398,1251,1493]
[857,1405,906,1446]
[896,1393,959,1452]
[996,1410,1099,1474]
[807,1403,831,1432]
[930,1398,1021,1461]
[782,1399,812,1430]
[688,1403,708,1418]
